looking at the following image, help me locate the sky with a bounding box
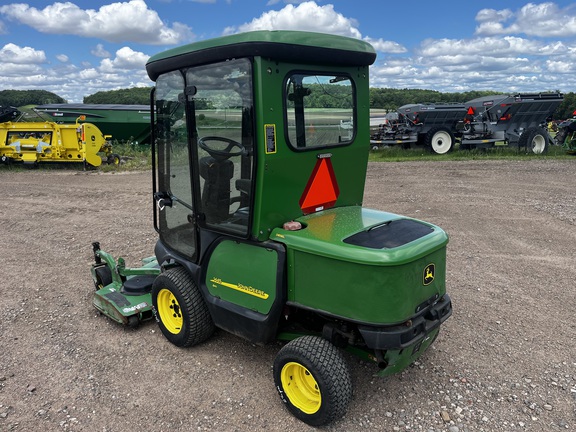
[1,0,576,103]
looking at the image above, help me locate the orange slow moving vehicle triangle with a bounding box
[299,157,340,214]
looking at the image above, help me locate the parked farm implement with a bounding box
[370,102,467,154]
[0,109,118,167]
[459,93,563,153]
[89,30,452,426]
[371,93,563,154]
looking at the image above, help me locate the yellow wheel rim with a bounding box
[156,288,183,334]
[280,362,321,414]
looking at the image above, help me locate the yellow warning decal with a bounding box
[210,277,269,299]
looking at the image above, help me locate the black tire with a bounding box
[519,127,549,154]
[425,127,455,154]
[93,265,113,289]
[555,129,567,146]
[127,315,140,329]
[151,267,214,347]
[273,336,352,426]
[107,153,121,165]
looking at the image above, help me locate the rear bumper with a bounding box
[358,294,452,350]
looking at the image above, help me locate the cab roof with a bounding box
[146,30,376,81]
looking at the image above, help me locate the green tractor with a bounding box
[90,30,452,426]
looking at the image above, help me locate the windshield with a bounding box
[153,58,255,249]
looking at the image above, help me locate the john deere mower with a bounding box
[90,30,452,426]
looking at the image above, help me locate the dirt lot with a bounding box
[1,159,575,432]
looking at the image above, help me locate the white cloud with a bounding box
[0,63,45,79]
[0,0,194,45]
[98,46,149,73]
[91,43,111,58]
[547,59,576,73]
[417,36,566,58]
[0,43,46,64]
[363,37,407,54]
[225,1,405,56]
[226,1,362,39]
[0,42,151,103]
[475,2,576,37]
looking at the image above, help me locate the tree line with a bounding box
[0,89,65,107]
[2,87,576,120]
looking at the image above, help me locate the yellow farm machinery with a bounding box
[0,106,117,167]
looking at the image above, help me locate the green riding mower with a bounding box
[90,30,452,426]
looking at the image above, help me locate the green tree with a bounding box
[554,92,576,119]
[84,87,151,104]
[0,89,66,107]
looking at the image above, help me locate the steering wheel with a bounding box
[198,136,246,161]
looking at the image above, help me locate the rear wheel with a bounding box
[426,127,455,154]
[151,267,214,347]
[273,336,352,426]
[519,127,549,154]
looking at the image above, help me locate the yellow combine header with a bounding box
[0,115,113,167]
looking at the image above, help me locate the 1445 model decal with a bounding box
[210,277,269,299]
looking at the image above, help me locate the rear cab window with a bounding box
[284,73,355,150]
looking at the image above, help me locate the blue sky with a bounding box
[1,0,576,102]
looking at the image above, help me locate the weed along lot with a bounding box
[0,158,575,431]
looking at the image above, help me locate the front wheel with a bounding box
[273,336,352,426]
[426,127,455,154]
[93,265,112,290]
[151,267,214,347]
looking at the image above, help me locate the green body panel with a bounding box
[271,206,448,324]
[205,240,279,314]
[252,59,371,240]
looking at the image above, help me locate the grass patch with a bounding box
[368,143,573,162]
[3,141,572,173]
[98,142,152,172]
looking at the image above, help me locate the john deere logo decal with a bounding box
[423,264,435,285]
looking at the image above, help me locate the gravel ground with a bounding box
[0,159,575,432]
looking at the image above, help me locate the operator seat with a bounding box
[199,156,234,223]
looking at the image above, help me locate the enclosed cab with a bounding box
[92,30,452,426]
